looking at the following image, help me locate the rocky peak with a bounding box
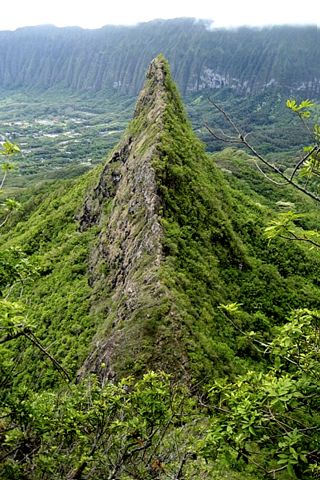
[79,55,245,382]
[133,54,169,119]
[79,55,179,381]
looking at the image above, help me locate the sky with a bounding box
[1,0,319,31]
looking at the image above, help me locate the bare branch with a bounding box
[0,213,11,228]
[0,170,7,189]
[206,99,320,203]
[204,123,239,144]
[253,160,288,186]
[207,97,243,137]
[267,464,288,476]
[290,145,319,181]
[24,330,71,382]
[174,452,191,479]
[280,233,320,248]
[0,328,27,344]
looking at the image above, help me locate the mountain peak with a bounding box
[79,56,245,382]
[133,54,186,130]
[133,54,167,117]
[79,55,175,380]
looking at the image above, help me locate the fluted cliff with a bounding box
[0,20,319,95]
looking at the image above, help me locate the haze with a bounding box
[1,0,319,31]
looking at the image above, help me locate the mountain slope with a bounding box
[0,20,319,95]
[2,56,320,390]
[77,55,320,381]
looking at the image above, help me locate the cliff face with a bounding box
[0,20,319,95]
[78,55,248,381]
[79,58,169,380]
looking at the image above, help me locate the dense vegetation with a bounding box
[0,20,319,95]
[1,19,319,190]
[0,55,319,478]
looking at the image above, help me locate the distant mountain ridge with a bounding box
[0,19,319,95]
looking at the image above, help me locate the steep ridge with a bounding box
[78,54,248,381]
[79,58,169,379]
[78,55,318,382]
[0,20,319,95]
[2,56,320,390]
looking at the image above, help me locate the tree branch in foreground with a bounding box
[205,98,320,203]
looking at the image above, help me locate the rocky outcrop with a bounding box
[79,56,178,381]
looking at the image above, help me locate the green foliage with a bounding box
[264,211,320,247]
[286,99,314,119]
[205,309,320,478]
[1,55,320,480]
[299,145,320,179]
[0,246,37,293]
[153,76,320,377]
[0,140,20,156]
[0,139,21,229]
[0,299,27,333]
[0,169,100,387]
[0,372,209,479]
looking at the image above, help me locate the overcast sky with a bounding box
[1,0,319,31]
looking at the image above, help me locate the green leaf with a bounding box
[0,140,20,156]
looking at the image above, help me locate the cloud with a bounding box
[1,0,319,31]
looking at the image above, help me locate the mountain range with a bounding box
[0,19,319,95]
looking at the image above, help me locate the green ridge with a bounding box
[1,56,320,388]
[1,55,320,480]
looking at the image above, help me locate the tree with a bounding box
[0,372,206,479]
[203,307,320,478]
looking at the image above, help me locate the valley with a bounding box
[0,89,134,189]
[0,20,319,192]
[0,86,312,193]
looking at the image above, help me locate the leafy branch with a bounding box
[205,308,320,477]
[264,211,320,248]
[0,300,71,382]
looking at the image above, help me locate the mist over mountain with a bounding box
[0,18,319,95]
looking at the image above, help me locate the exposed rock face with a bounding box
[79,56,179,382]
[79,55,249,382]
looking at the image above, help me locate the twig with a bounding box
[174,452,190,479]
[207,97,243,136]
[204,123,239,144]
[280,233,320,248]
[290,145,319,181]
[253,159,288,186]
[206,99,320,203]
[24,330,71,382]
